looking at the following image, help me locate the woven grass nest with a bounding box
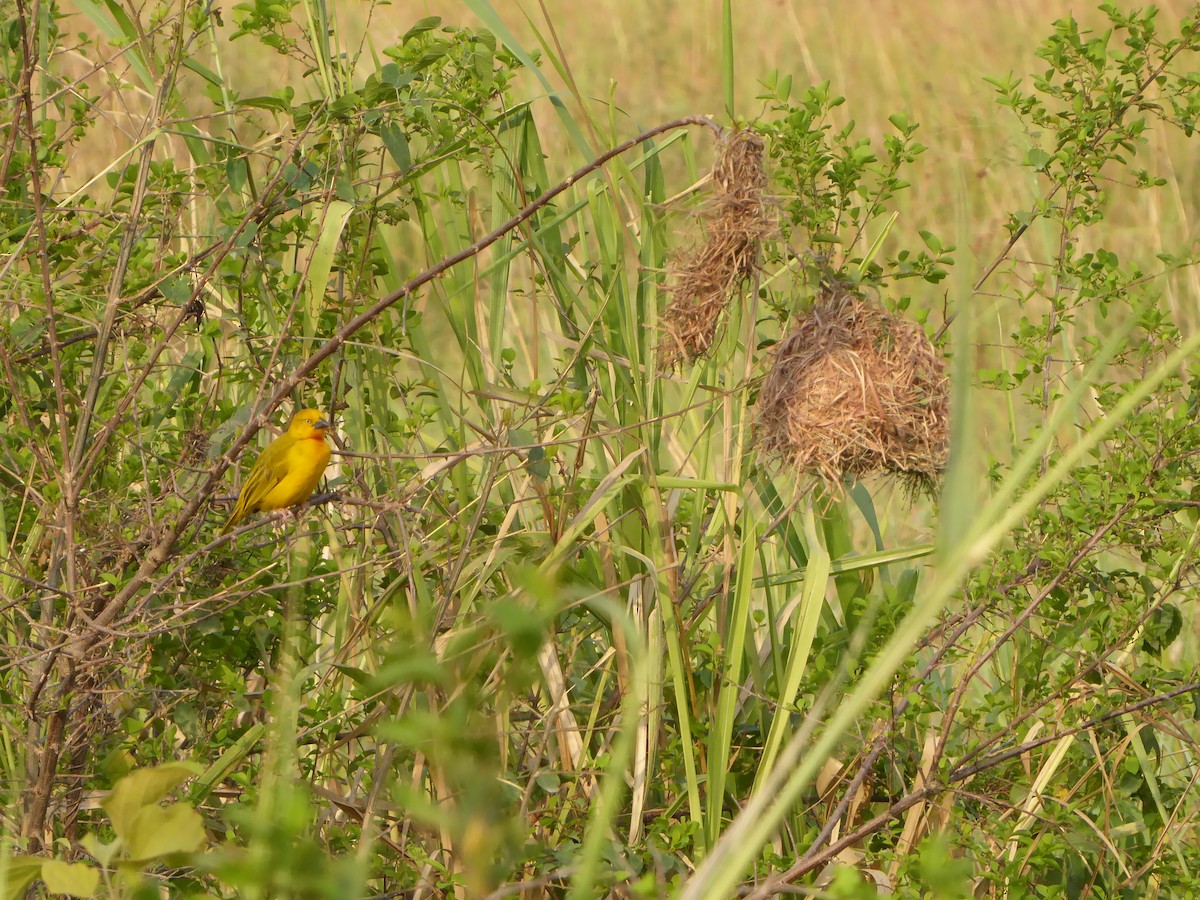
[756,288,950,492]
[660,129,770,365]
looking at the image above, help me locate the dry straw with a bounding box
[756,285,949,492]
[660,129,771,364]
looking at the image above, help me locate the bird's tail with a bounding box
[220,507,244,536]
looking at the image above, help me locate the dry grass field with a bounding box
[324,1,1199,251]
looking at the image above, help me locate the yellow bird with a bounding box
[221,408,333,535]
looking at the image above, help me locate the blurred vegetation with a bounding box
[3,0,1200,897]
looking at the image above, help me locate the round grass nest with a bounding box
[756,289,949,492]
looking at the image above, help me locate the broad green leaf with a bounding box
[40,860,100,898]
[0,856,43,900]
[79,834,120,869]
[102,763,200,844]
[380,123,411,172]
[125,802,206,862]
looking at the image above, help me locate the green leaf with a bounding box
[776,73,792,103]
[488,595,548,658]
[1024,147,1052,170]
[190,724,266,804]
[182,57,222,87]
[125,802,206,862]
[330,663,372,686]
[919,229,943,253]
[1142,603,1182,655]
[0,856,44,900]
[507,427,536,447]
[527,445,551,480]
[753,508,830,793]
[918,833,973,899]
[403,16,442,42]
[368,651,448,691]
[69,0,154,89]
[102,764,200,845]
[79,834,120,869]
[380,123,411,172]
[40,860,100,898]
[303,198,355,338]
[241,94,293,113]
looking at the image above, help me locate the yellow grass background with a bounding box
[226,0,1197,339]
[375,0,1197,260]
[70,0,1200,317]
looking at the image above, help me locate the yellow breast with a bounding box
[256,437,332,511]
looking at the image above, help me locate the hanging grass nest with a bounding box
[660,129,771,365]
[756,287,950,492]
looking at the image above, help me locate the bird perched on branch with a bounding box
[221,408,332,535]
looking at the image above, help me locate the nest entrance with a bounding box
[756,290,949,492]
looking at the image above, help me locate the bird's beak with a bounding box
[315,418,331,430]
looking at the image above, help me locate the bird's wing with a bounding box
[238,435,295,513]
